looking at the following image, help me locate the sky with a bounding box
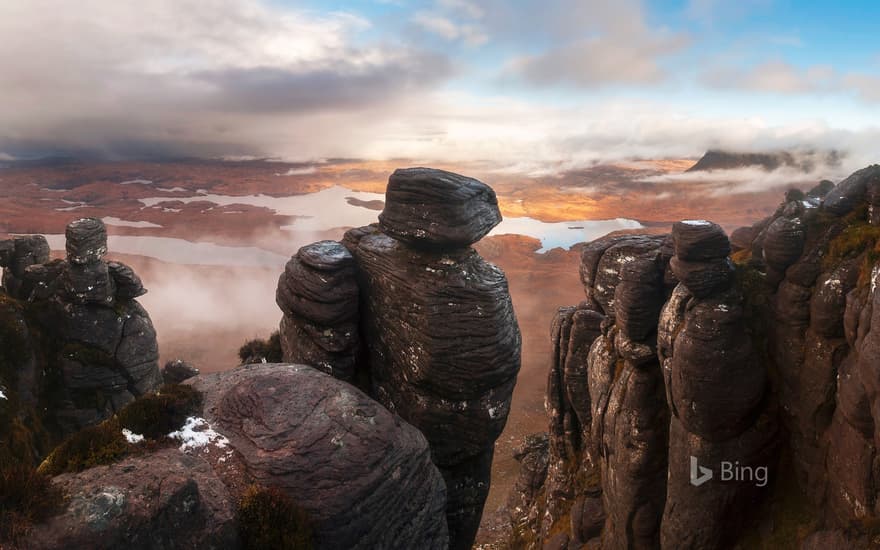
[0,0,878,171]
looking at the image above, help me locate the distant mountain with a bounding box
[687,149,843,173]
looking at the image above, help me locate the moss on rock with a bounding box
[238,331,283,364]
[38,383,203,476]
[37,418,131,476]
[115,383,203,440]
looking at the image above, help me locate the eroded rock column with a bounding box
[276,240,360,382]
[348,168,522,549]
[659,221,776,549]
[54,218,160,432]
[586,237,672,550]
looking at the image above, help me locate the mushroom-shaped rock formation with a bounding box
[0,218,161,439]
[275,168,521,550]
[53,219,161,432]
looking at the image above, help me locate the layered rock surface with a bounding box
[276,240,360,382]
[23,363,451,550]
[0,218,161,459]
[659,221,775,549]
[192,363,450,549]
[489,164,880,549]
[378,167,502,249]
[275,167,522,549]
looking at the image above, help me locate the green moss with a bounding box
[821,207,880,289]
[37,418,131,476]
[735,262,769,309]
[238,485,314,550]
[824,224,880,269]
[37,384,203,475]
[116,384,203,440]
[0,463,65,545]
[238,331,283,364]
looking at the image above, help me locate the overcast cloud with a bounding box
[0,0,877,171]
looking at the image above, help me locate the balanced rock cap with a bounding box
[66,218,107,264]
[297,240,354,271]
[378,167,502,249]
[672,220,731,261]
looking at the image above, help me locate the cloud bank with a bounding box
[0,0,877,172]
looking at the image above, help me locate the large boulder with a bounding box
[378,167,502,249]
[672,220,731,260]
[762,216,806,274]
[192,363,450,549]
[579,235,668,316]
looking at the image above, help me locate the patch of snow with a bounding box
[168,417,230,453]
[119,179,152,186]
[156,186,187,193]
[102,216,163,229]
[0,389,7,400]
[122,429,144,444]
[681,219,711,226]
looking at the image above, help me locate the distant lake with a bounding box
[41,234,289,268]
[133,185,643,259]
